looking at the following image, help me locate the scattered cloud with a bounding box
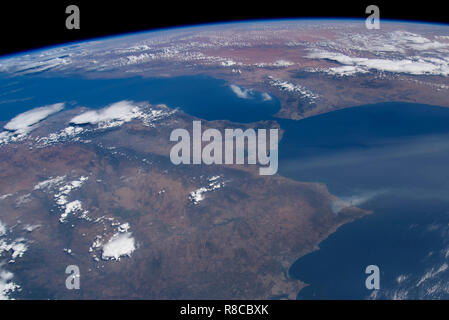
[70,100,140,125]
[0,220,27,300]
[189,175,226,204]
[416,263,448,287]
[268,76,318,102]
[324,65,369,76]
[0,267,19,300]
[261,92,272,101]
[0,220,5,237]
[221,60,239,67]
[101,232,136,261]
[33,176,66,191]
[3,103,64,133]
[254,60,294,67]
[229,84,253,99]
[0,194,12,201]
[0,238,28,263]
[33,175,90,223]
[307,49,449,76]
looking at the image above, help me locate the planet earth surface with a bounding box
[1,19,449,299]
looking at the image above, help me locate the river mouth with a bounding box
[278,102,449,299]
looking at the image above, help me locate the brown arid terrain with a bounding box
[0,103,368,299]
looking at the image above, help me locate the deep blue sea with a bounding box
[278,104,449,299]
[1,74,449,299]
[0,74,278,123]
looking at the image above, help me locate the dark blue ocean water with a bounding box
[0,74,278,123]
[279,103,449,299]
[2,74,449,299]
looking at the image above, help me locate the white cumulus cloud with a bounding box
[0,220,6,237]
[307,50,449,76]
[101,232,135,261]
[4,103,64,133]
[261,92,272,101]
[229,84,253,99]
[0,268,19,300]
[70,100,140,125]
